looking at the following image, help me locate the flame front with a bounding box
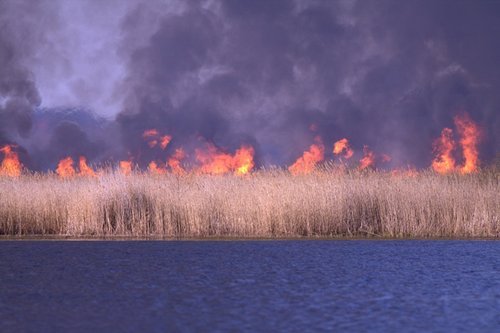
[234,145,255,175]
[119,160,133,175]
[196,143,255,175]
[148,161,168,175]
[78,157,96,177]
[56,157,76,178]
[333,138,354,159]
[359,145,375,170]
[454,114,481,174]
[168,148,186,175]
[0,145,22,177]
[288,136,325,175]
[196,144,235,175]
[432,128,456,174]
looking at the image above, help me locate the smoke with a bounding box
[1,0,499,170]
[0,0,45,145]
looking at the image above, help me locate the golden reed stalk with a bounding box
[0,166,498,238]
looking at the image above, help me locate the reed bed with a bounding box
[0,167,498,238]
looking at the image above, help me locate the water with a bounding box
[0,240,499,332]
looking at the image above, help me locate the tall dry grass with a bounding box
[0,167,498,238]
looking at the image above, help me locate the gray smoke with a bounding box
[0,0,43,146]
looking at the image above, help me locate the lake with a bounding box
[0,240,499,332]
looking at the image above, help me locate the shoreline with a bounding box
[1,235,499,241]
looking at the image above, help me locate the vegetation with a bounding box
[0,167,498,238]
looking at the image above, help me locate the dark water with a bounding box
[0,241,499,332]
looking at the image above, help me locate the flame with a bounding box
[432,128,456,174]
[288,136,325,175]
[196,144,255,175]
[454,113,481,174]
[333,138,354,159]
[234,145,255,175]
[167,148,186,175]
[0,145,22,177]
[78,156,96,177]
[148,161,167,175]
[56,157,76,178]
[119,160,133,175]
[359,145,375,170]
[142,129,172,150]
[196,144,235,175]
[159,135,172,150]
[143,129,159,148]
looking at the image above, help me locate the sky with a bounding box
[0,0,499,170]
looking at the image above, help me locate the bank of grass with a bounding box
[0,166,498,238]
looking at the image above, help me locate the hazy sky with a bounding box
[0,0,498,168]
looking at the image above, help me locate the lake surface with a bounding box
[0,240,499,332]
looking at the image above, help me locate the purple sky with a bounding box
[0,0,499,170]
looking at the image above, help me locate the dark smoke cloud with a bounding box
[117,0,499,168]
[0,0,44,145]
[1,0,499,169]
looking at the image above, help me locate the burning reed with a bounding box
[0,168,498,238]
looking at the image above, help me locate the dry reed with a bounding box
[0,167,498,238]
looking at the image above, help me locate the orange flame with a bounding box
[142,129,172,150]
[234,145,255,175]
[143,129,159,148]
[148,161,167,175]
[288,136,325,175]
[333,138,354,159]
[159,135,172,150]
[196,144,255,175]
[78,156,96,177]
[454,113,481,174]
[119,160,133,175]
[359,145,375,170]
[56,157,76,178]
[196,145,232,175]
[167,148,186,175]
[432,128,456,174]
[0,145,22,177]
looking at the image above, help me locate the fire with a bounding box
[142,129,172,150]
[143,129,159,148]
[432,128,456,174]
[454,113,481,174]
[359,145,375,170]
[333,138,354,159]
[167,148,186,175]
[78,156,96,177]
[159,135,172,149]
[288,136,325,175]
[148,161,167,175]
[195,143,255,175]
[0,145,22,177]
[119,160,133,175]
[234,145,255,175]
[56,157,76,178]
